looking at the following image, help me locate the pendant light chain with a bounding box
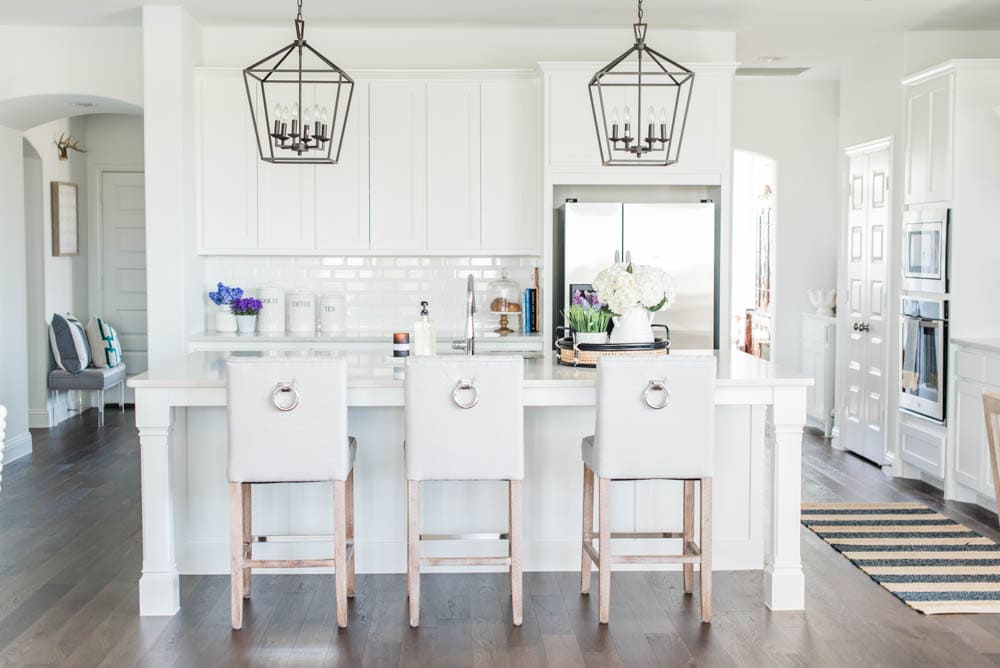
[637,0,643,23]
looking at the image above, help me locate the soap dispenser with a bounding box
[413,300,437,356]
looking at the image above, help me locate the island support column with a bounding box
[135,391,181,615]
[764,385,807,610]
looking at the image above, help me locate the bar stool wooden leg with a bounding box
[700,477,713,623]
[407,480,420,627]
[229,483,245,630]
[334,480,348,628]
[509,480,523,626]
[682,480,694,595]
[242,483,252,599]
[581,464,594,595]
[346,470,356,598]
[598,477,611,624]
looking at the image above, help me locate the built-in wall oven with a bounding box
[902,208,949,294]
[900,297,948,422]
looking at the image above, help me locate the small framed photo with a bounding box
[51,181,79,257]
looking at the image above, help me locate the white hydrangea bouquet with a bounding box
[593,261,676,343]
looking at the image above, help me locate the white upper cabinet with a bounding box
[369,81,428,250]
[195,69,543,254]
[903,72,954,205]
[541,63,734,174]
[426,82,481,250]
[482,78,540,252]
[315,81,369,251]
[195,69,258,250]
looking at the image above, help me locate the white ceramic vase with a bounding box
[216,305,237,333]
[236,314,257,335]
[610,307,655,344]
[574,331,609,346]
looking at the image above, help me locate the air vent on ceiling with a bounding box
[735,67,811,77]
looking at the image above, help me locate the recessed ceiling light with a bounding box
[758,56,786,64]
[69,101,96,108]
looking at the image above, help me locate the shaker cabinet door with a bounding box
[482,79,540,252]
[426,82,481,250]
[196,70,258,251]
[369,81,427,250]
[904,74,953,205]
[316,80,369,251]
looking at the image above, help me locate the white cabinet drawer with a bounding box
[900,419,946,478]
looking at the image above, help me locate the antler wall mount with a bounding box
[54,133,86,161]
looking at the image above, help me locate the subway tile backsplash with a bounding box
[203,255,542,335]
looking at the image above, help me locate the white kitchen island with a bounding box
[129,350,811,616]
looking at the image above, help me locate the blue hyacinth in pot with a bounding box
[231,297,263,335]
[563,289,612,346]
[208,282,244,334]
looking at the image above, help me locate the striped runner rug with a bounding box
[802,502,1000,614]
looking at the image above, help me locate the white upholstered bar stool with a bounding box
[404,356,525,627]
[226,356,357,630]
[581,355,716,624]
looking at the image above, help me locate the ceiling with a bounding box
[4,0,1000,30]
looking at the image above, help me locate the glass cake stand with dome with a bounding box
[488,267,522,335]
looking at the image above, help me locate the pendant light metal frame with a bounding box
[589,0,694,166]
[243,0,355,165]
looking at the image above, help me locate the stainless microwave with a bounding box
[902,208,949,294]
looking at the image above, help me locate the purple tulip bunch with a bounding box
[230,297,263,316]
[208,282,244,306]
[564,289,611,333]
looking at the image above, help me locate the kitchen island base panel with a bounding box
[134,402,798,608]
[131,351,809,616]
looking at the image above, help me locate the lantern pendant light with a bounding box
[589,0,694,166]
[243,0,354,164]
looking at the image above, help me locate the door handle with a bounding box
[859,322,871,332]
[853,322,860,331]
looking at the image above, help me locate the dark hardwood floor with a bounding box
[2,408,1000,666]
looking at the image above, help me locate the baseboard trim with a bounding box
[28,410,50,429]
[4,432,33,462]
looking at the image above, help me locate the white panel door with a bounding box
[426,82,481,250]
[843,146,890,464]
[101,172,146,402]
[369,81,427,250]
[482,79,539,252]
[315,80,369,251]
[196,70,257,250]
[861,148,889,464]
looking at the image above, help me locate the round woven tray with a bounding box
[554,336,670,368]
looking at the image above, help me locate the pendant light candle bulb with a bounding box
[623,105,631,138]
[647,105,656,141]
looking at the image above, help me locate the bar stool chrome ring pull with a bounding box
[272,381,301,412]
[642,380,671,410]
[452,379,480,409]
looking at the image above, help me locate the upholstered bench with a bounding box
[48,365,126,427]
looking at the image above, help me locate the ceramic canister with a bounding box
[319,294,347,335]
[256,286,285,333]
[287,291,316,334]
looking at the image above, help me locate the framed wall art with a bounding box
[51,181,79,256]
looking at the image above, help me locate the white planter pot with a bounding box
[574,331,609,346]
[215,305,237,334]
[235,315,257,335]
[610,307,655,344]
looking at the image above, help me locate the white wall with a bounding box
[0,26,142,129]
[23,141,48,430]
[0,127,31,459]
[199,26,735,68]
[904,31,1000,73]
[734,78,840,372]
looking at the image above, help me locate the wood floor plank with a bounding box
[4,408,1000,666]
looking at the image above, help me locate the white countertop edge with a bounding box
[951,338,1000,354]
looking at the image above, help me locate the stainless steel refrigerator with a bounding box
[554,202,718,349]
